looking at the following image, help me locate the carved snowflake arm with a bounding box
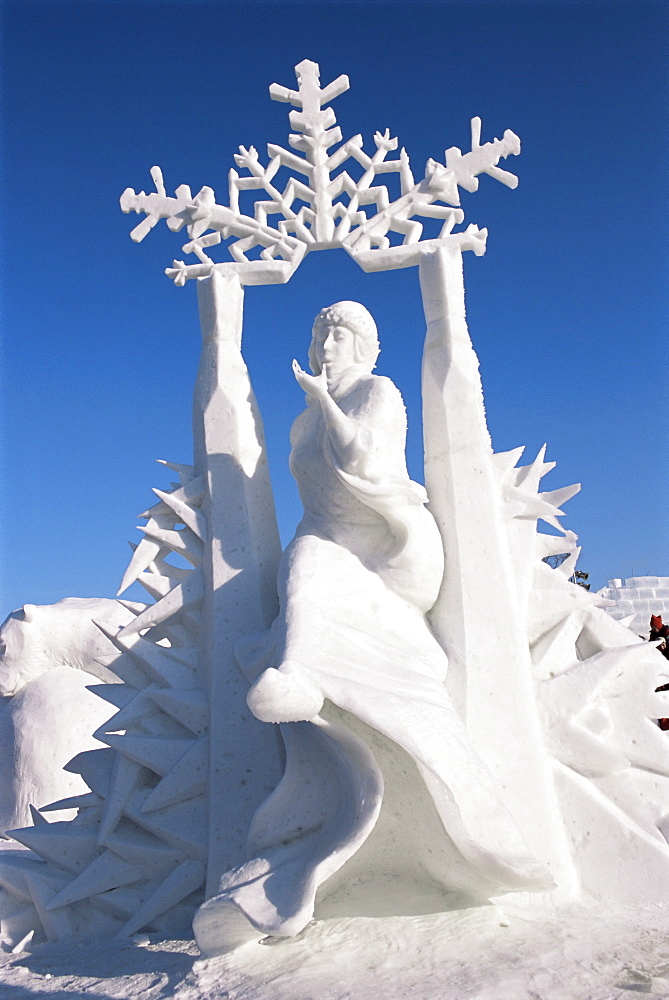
[230,146,300,220]
[278,177,317,210]
[165,241,307,287]
[122,169,235,246]
[344,116,519,259]
[269,62,349,114]
[120,167,196,242]
[325,135,365,172]
[327,171,358,200]
[179,232,222,265]
[444,117,521,195]
[277,214,315,245]
[347,222,487,272]
[419,117,520,208]
[332,182,392,242]
[328,172,390,210]
[399,148,415,195]
[195,183,305,251]
[228,159,314,241]
[245,180,316,233]
[344,187,415,250]
[332,131,404,241]
[387,217,424,245]
[233,146,295,197]
[266,144,314,179]
[228,169,241,215]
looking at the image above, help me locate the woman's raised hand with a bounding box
[292,359,329,400]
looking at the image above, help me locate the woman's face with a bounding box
[312,322,358,377]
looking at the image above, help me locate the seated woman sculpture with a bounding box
[194,301,552,954]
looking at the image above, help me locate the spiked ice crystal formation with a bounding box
[0,464,211,947]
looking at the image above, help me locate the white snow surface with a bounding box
[3,897,669,999]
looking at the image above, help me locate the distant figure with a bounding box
[650,614,669,650]
[650,615,669,730]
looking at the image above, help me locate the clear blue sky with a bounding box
[2,0,667,617]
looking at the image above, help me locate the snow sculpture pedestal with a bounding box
[2,59,669,960]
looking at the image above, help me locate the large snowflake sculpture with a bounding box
[120,59,520,285]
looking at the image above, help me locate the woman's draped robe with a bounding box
[194,372,552,953]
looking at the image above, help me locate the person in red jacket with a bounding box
[651,615,669,729]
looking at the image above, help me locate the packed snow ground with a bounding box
[2,899,669,999]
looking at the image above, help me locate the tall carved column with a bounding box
[420,245,577,893]
[193,271,283,897]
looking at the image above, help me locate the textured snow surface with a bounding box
[602,577,669,634]
[3,901,669,999]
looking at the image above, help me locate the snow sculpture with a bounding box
[0,598,145,835]
[192,300,554,954]
[2,59,669,955]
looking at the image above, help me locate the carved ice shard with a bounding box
[3,58,669,956]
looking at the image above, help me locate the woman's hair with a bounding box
[309,301,380,374]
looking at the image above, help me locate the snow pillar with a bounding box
[193,270,283,898]
[419,245,577,890]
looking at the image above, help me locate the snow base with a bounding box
[2,900,669,999]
